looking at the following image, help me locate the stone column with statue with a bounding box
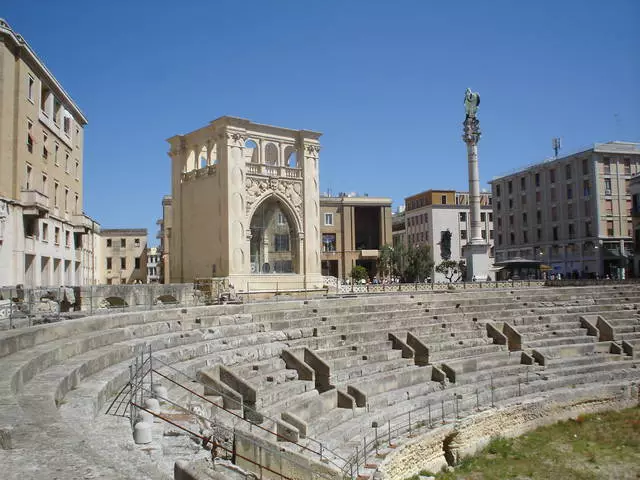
[462,88,491,281]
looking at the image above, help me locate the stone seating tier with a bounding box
[2,285,640,480]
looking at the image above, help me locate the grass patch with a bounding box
[405,406,640,480]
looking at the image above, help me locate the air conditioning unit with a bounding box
[605,189,612,195]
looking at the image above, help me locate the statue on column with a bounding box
[464,88,480,119]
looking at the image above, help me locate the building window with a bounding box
[54,182,59,207]
[497,201,501,211]
[135,257,141,269]
[322,233,337,252]
[121,257,126,269]
[568,224,575,239]
[488,213,493,222]
[75,194,79,214]
[42,222,49,242]
[25,164,32,190]
[523,231,528,243]
[551,206,557,222]
[489,230,494,239]
[509,215,514,226]
[624,158,631,175]
[121,238,126,248]
[568,204,573,220]
[510,232,515,244]
[65,153,70,173]
[498,234,502,245]
[508,181,513,194]
[605,199,613,215]
[520,177,526,189]
[423,213,428,223]
[583,180,590,197]
[75,160,79,179]
[27,121,34,153]
[461,230,467,240]
[65,230,71,247]
[481,230,487,239]
[481,212,486,222]
[54,143,59,165]
[106,239,112,247]
[497,217,502,227]
[441,195,447,205]
[64,188,69,211]
[553,226,558,241]
[324,213,333,226]
[508,198,513,209]
[521,192,527,205]
[582,158,589,175]
[277,213,286,225]
[604,158,611,175]
[54,227,60,245]
[550,169,556,183]
[535,173,540,187]
[63,116,71,136]
[537,228,542,241]
[606,220,614,237]
[459,212,467,222]
[134,238,140,247]
[274,234,290,252]
[567,185,573,200]
[27,75,35,101]
[522,212,527,226]
[565,164,572,180]
[584,200,591,216]
[536,190,541,203]
[604,178,612,194]
[496,185,501,197]
[106,257,112,269]
[43,133,49,160]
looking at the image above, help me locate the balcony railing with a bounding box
[246,163,302,179]
[20,189,49,216]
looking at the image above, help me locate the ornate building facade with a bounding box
[166,116,323,291]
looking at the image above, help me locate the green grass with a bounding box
[407,406,640,480]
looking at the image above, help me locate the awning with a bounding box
[540,264,553,271]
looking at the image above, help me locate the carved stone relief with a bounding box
[245,176,303,224]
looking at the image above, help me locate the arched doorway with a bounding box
[249,197,298,274]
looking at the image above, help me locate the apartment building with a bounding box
[146,246,160,283]
[391,206,406,250]
[99,229,148,284]
[319,194,393,281]
[490,142,640,278]
[404,189,494,282]
[0,19,95,287]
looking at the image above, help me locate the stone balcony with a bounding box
[72,214,95,233]
[20,189,49,217]
[246,163,302,179]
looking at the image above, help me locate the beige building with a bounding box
[166,116,323,291]
[146,246,160,283]
[98,229,148,284]
[490,142,640,278]
[319,194,393,281]
[0,19,96,288]
[403,189,494,282]
[392,206,406,250]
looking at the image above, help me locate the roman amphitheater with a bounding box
[1,282,639,480]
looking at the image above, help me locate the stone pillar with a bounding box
[462,89,490,281]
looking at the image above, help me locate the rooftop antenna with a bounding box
[552,137,562,159]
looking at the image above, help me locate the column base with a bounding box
[463,243,491,282]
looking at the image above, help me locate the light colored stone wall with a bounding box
[379,384,638,480]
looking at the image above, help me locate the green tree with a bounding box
[378,244,404,281]
[403,244,434,283]
[436,259,466,283]
[351,265,369,282]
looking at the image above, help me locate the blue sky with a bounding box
[4,1,639,245]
